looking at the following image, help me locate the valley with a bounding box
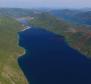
[0,8,91,83]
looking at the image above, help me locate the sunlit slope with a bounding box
[30,13,91,57]
[0,17,27,84]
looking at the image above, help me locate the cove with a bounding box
[18,27,91,84]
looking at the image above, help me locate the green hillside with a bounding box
[0,17,27,84]
[30,13,76,34]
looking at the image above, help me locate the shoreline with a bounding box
[17,25,32,57]
[21,26,32,31]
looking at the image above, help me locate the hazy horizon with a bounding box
[0,0,91,9]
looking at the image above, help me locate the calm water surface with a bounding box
[18,27,91,84]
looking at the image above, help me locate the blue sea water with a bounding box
[18,27,91,84]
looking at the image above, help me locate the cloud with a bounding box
[0,0,90,8]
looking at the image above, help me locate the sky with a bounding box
[0,0,91,9]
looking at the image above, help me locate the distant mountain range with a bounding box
[0,8,42,17]
[49,9,91,25]
[0,8,91,25]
